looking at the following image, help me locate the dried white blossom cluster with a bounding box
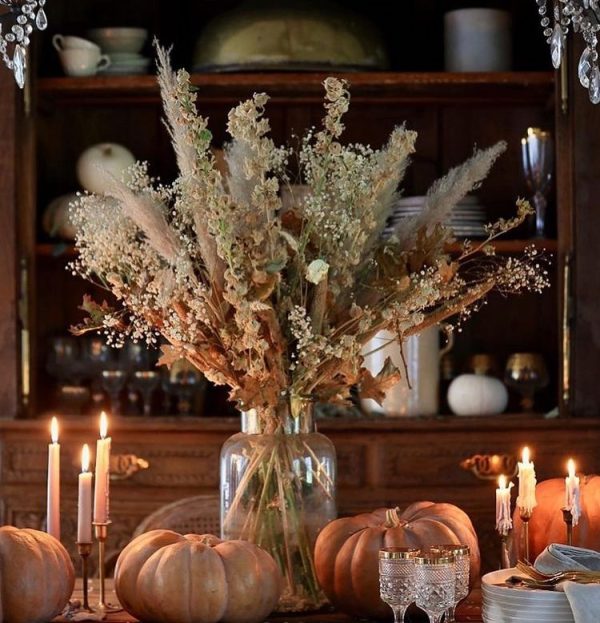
[70,45,550,419]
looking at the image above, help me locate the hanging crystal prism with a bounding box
[589,67,600,104]
[579,47,593,87]
[35,9,47,31]
[551,23,565,68]
[0,0,50,88]
[12,44,25,89]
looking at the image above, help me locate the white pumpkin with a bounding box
[0,527,75,623]
[447,373,508,416]
[76,143,135,193]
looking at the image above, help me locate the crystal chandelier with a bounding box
[537,0,600,103]
[0,0,47,88]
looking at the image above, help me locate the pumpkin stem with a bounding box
[384,507,406,528]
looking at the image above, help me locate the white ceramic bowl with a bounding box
[88,27,148,54]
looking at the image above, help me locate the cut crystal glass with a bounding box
[379,552,418,623]
[415,560,456,623]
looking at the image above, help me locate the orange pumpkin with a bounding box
[512,474,600,562]
[314,502,480,619]
[115,530,282,623]
[0,526,75,623]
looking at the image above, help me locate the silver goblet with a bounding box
[521,127,553,237]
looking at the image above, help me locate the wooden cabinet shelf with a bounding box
[35,238,558,259]
[28,412,569,433]
[37,71,555,106]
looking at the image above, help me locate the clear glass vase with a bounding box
[220,396,336,612]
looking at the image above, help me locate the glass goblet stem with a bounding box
[532,191,547,237]
[141,392,152,416]
[445,605,456,622]
[391,605,407,623]
[108,391,120,416]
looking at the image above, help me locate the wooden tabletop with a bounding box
[58,582,483,622]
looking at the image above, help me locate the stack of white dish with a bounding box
[383,195,488,239]
[482,569,575,623]
[88,27,150,75]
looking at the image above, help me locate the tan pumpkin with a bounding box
[0,526,75,623]
[512,474,600,562]
[115,530,282,623]
[314,502,481,619]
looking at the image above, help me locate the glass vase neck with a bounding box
[240,395,315,434]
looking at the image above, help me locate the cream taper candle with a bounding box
[47,416,60,540]
[565,458,581,527]
[93,412,111,524]
[78,444,93,543]
[496,474,513,536]
[517,446,537,516]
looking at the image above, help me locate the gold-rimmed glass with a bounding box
[430,545,470,623]
[378,547,420,623]
[414,554,456,623]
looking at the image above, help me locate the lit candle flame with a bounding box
[498,474,507,490]
[81,444,90,472]
[50,417,59,444]
[568,458,576,479]
[100,412,108,439]
[522,446,530,465]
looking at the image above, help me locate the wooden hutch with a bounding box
[0,0,599,574]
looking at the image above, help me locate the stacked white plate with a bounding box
[482,568,575,623]
[383,195,488,239]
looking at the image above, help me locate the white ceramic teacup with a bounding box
[58,47,111,77]
[52,34,100,53]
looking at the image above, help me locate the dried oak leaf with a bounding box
[251,269,279,301]
[359,357,402,405]
[437,259,458,283]
[69,295,118,336]
[158,344,186,368]
[313,383,353,406]
[230,377,280,412]
[408,223,449,273]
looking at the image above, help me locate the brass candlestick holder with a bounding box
[500,532,511,569]
[93,521,120,613]
[519,509,532,562]
[76,542,93,612]
[562,507,574,546]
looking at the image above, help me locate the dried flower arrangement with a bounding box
[70,45,550,612]
[71,46,548,421]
